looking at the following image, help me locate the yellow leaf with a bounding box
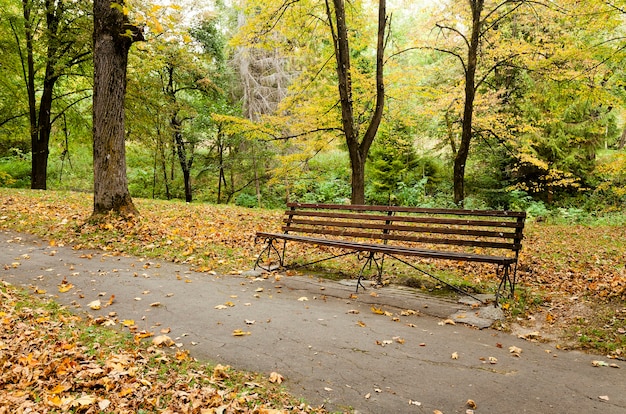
[135,331,153,339]
[49,384,71,394]
[371,306,384,315]
[122,319,135,327]
[119,387,134,397]
[47,395,63,407]
[232,329,251,336]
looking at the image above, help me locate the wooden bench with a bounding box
[254,203,526,303]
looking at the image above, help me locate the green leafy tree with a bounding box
[2,0,91,190]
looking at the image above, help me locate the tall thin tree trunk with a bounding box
[453,0,483,206]
[619,126,626,150]
[327,0,386,205]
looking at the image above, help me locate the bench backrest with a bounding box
[282,203,526,254]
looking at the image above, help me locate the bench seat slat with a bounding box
[256,232,516,265]
[281,226,520,250]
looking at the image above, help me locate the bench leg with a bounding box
[495,264,516,306]
[355,252,384,292]
[254,238,284,271]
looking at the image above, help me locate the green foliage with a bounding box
[284,150,352,205]
[235,192,258,208]
[0,149,30,188]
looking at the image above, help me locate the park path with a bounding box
[1,229,625,413]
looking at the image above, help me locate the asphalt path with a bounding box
[1,230,625,413]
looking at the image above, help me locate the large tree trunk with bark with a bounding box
[453,0,483,206]
[92,0,142,216]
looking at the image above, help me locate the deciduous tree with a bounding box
[6,0,91,190]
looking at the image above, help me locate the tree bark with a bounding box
[453,0,483,206]
[618,126,626,150]
[172,117,194,203]
[92,0,142,216]
[328,0,386,205]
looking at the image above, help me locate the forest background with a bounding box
[1,0,625,214]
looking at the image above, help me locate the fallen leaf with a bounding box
[88,300,101,310]
[297,297,308,301]
[451,352,459,360]
[105,294,115,306]
[71,395,96,407]
[438,318,456,326]
[467,399,477,409]
[49,384,71,394]
[394,336,405,344]
[269,372,284,384]
[212,364,230,380]
[232,329,251,336]
[152,335,175,347]
[509,346,522,357]
[518,331,540,341]
[599,395,610,401]
[371,306,385,315]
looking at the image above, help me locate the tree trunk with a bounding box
[328,0,386,205]
[172,120,193,203]
[92,0,141,216]
[619,126,626,150]
[453,0,483,206]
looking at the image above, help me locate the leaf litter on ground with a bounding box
[0,280,326,413]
